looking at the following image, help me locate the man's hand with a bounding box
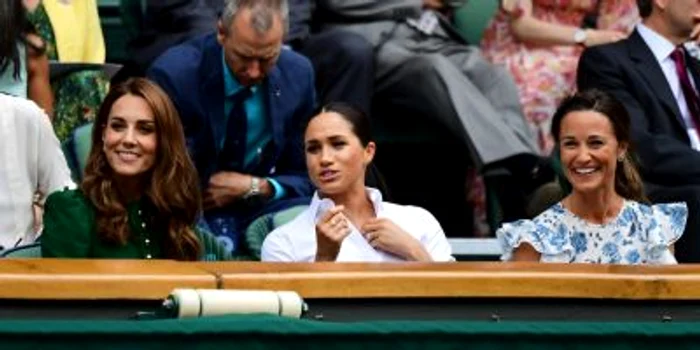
[361,218,431,261]
[203,171,252,209]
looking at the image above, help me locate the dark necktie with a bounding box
[219,88,251,170]
[670,47,700,134]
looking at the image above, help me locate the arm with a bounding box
[41,190,93,258]
[25,34,54,117]
[34,101,74,198]
[578,48,700,186]
[267,60,316,198]
[511,243,541,262]
[417,208,454,262]
[502,0,625,47]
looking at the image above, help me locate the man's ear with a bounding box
[216,20,227,45]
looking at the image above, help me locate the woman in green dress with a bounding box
[41,77,228,261]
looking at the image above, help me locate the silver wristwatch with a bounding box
[243,177,261,200]
[574,29,588,46]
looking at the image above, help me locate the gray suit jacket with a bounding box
[318,0,468,47]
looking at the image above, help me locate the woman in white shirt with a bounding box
[0,93,73,250]
[261,103,453,262]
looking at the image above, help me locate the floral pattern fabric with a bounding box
[27,4,108,141]
[497,200,687,264]
[480,0,639,154]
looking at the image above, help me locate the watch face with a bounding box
[574,29,586,44]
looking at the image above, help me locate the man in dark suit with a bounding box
[147,0,314,255]
[578,0,700,262]
[130,0,374,115]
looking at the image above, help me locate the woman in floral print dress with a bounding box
[497,90,686,264]
[481,0,639,154]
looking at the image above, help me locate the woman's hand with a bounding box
[362,218,431,261]
[315,206,352,262]
[584,29,627,47]
[423,0,444,10]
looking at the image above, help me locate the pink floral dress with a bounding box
[481,0,639,154]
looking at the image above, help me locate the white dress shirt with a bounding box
[261,187,454,262]
[637,23,700,150]
[0,94,74,249]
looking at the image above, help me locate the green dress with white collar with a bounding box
[41,188,230,261]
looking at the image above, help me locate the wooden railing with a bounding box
[2,259,700,300]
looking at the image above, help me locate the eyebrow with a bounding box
[108,116,155,124]
[232,47,279,59]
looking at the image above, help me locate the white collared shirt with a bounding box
[637,23,700,150]
[261,187,454,262]
[0,94,74,249]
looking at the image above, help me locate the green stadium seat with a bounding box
[452,0,500,44]
[1,243,42,258]
[245,205,307,260]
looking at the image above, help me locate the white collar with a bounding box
[309,187,384,222]
[637,22,678,64]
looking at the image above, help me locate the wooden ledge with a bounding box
[2,261,700,300]
[199,262,700,300]
[0,259,216,300]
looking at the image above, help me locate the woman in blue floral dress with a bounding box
[497,90,686,264]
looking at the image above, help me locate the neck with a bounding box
[565,187,623,224]
[643,16,688,46]
[115,175,145,203]
[324,184,375,224]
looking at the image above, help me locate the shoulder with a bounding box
[496,203,574,260]
[267,207,314,241]
[1,93,45,119]
[45,188,93,213]
[626,201,687,236]
[262,207,315,261]
[0,94,50,132]
[149,33,216,79]
[625,201,686,262]
[278,48,313,71]
[275,49,314,84]
[580,39,629,63]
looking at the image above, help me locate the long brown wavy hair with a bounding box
[81,78,202,260]
[551,89,648,203]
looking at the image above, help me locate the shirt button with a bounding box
[145,239,150,244]
[146,254,152,259]
[141,223,146,228]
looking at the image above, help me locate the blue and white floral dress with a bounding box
[497,201,687,265]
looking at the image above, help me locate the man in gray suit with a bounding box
[317,0,551,220]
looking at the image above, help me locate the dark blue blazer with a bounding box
[578,30,700,187]
[147,33,315,199]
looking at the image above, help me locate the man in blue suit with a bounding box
[148,0,315,255]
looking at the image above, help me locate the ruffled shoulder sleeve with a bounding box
[638,202,687,263]
[496,205,574,262]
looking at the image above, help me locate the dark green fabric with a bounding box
[0,314,698,349]
[41,189,229,261]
